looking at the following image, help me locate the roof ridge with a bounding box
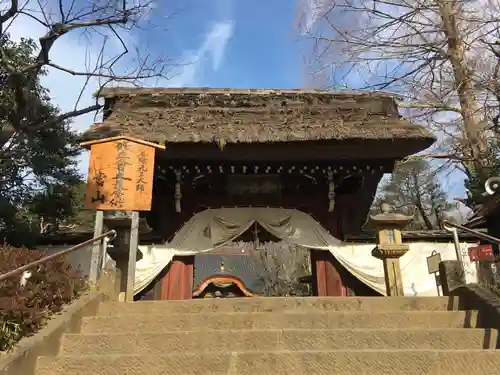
[81,87,434,148]
[99,87,400,99]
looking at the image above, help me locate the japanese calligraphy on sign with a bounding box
[136,151,148,193]
[83,137,163,211]
[108,140,132,208]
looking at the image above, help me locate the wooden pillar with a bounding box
[311,250,344,296]
[161,256,194,300]
[89,210,104,284]
[126,211,139,301]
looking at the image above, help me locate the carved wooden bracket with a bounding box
[327,170,335,212]
[174,170,182,213]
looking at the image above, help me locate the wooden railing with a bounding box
[442,220,500,245]
[443,220,500,291]
[0,230,116,284]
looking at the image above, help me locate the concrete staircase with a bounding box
[36,297,500,375]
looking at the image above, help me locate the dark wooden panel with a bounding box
[227,174,281,205]
[160,256,194,300]
[311,250,344,296]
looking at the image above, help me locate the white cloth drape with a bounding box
[328,242,477,296]
[134,207,340,294]
[132,207,478,296]
[165,207,341,253]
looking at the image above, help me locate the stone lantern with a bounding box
[104,211,151,301]
[365,203,414,296]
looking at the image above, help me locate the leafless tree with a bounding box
[299,0,500,185]
[372,159,455,229]
[0,0,175,142]
[483,40,500,133]
[249,241,312,296]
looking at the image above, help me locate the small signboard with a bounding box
[81,136,164,211]
[468,245,494,262]
[427,251,442,275]
[227,175,281,206]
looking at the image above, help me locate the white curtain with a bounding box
[134,207,340,294]
[133,207,478,296]
[328,242,477,296]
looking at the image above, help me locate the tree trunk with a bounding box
[438,1,488,173]
[416,203,434,230]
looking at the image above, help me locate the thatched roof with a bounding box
[80,88,435,146]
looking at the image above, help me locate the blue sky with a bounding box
[6,0,468,205]
[151,0,306,89]
[8,0,315,174]
[7,0,311,173]
[8,0,311,123]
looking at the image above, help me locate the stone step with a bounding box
[36,350,500,375]
[60,328,499,355]
[81,310,478,333]
[97,297,459,316]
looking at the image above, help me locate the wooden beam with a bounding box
[80,135,166,150]
[154,140,428,162]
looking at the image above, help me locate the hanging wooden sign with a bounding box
[80,136,165,211]
[468,244,494,262]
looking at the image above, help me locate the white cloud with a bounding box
[166,21,234,87]
[299,0,331,34]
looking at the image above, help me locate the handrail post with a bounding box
[451,227,464,268]
[442,222,465,273]
[101,236,111,270]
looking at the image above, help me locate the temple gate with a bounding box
[80,88,434,300]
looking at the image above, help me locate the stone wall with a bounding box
[439,260,500,329]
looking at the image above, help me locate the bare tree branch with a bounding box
[0,0,18,35]
[300,0,500,206]
[372,159,455,229]
[0,0,176,137]
[0,0,180,200]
